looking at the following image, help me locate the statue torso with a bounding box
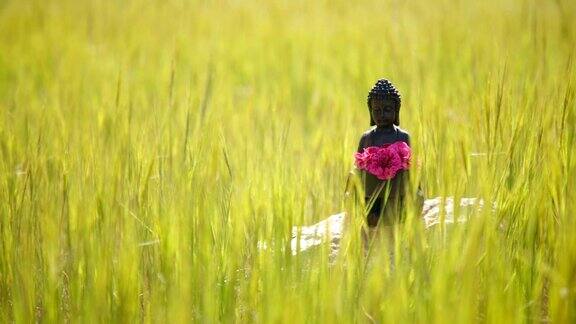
[357,125,411,199]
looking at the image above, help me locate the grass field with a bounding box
[1,0,575,322]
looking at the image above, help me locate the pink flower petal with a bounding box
[354,141,412,179]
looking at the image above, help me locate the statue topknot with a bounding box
[367,79,402,126]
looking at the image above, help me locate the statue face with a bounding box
[370,98,397,127]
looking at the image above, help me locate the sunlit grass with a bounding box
[0,0,575,322]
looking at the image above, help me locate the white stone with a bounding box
[289,197,490,256]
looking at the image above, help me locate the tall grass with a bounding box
[0,0,575,322]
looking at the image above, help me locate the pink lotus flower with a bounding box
[355,141,411,180]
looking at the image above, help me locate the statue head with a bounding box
[367,79,401,126]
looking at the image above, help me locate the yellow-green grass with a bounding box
[0,0,575,322]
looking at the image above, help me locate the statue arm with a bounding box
[357,133,367,152]
[345,135,367,197]
[404,132,411,147]
[404,133,426,208]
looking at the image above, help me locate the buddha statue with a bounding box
[356,79,420,227]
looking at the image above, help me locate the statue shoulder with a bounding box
[357,126,377,151]
[395,126,411,144]
[361,126,377,138]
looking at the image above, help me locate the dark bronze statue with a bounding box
[356,79,419,227]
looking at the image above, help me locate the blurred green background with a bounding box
[1,0,575,322]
